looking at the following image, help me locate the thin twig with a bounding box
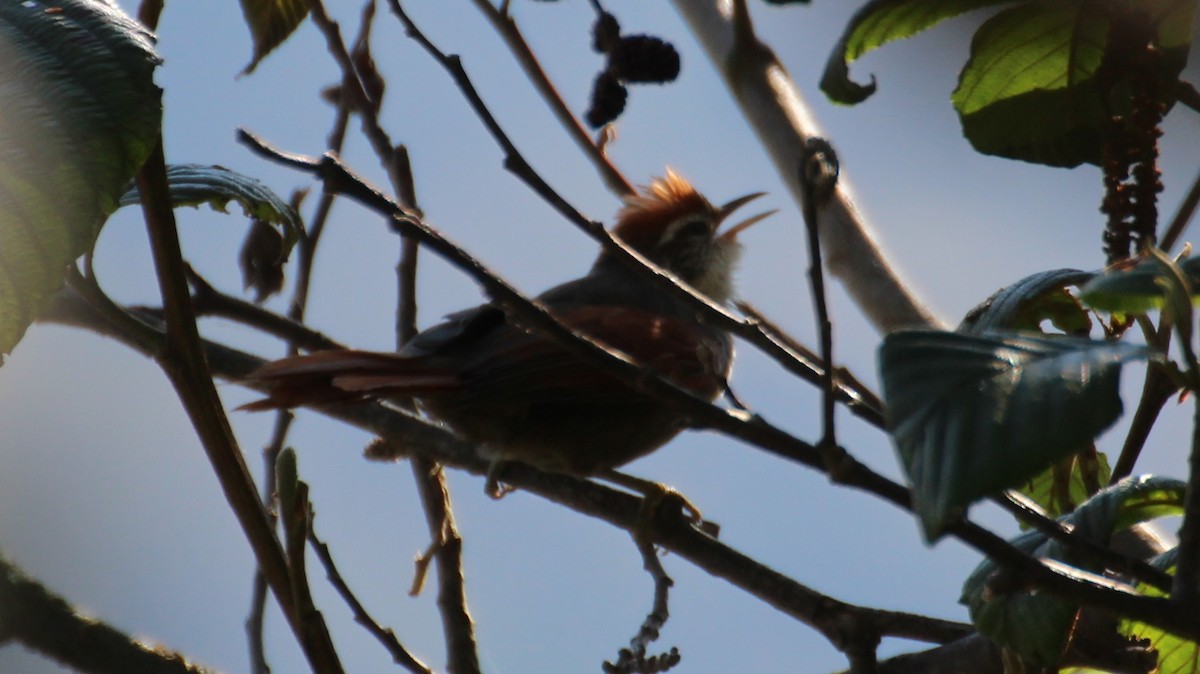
[247,409,294,674]
[1111,360,1179,482]
[136,138,344,673]
[246,41,356,662]
[603,538,679,673]
[735,301,884,420]
[186,265,343,351]
[309,522,436,674]
[674,0,941,332]
[996,493,1173,592]
[305,0,396,168]
[469,0,634,196]
[388,140,483,674]
[382,0,886,430]
[798,139,840,457]
[1161,165,1200,252]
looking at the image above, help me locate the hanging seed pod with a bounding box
[592,11,621,54]
[240,218,287,303]
[586,69,628,128]
[610,35,680,84]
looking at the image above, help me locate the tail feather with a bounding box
[241,349,459,411]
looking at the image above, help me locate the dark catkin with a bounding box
[592,11,621,54]
[1098,4,1165,264]
[609,35,680,84]
[586,69,628,128]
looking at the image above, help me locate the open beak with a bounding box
[715,191,775,242]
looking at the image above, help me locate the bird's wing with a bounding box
[455,304,730,406]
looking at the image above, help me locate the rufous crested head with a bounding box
[612,169,713,252]
[608,169,771,304]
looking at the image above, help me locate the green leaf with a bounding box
[961,526,1080,664]
[952,0,1195,167]
[952,1,1109,167]
[239,0,308,75]
[1016,450,1111,521]
[880,330,1152,540]
[962,476,1184,666]
[960,268,1095,335]
[0,0,161,358]
[1118,548,1197,674]
[821,0,1016,104]
[119,164,302,248]
[1080,256,1200,314]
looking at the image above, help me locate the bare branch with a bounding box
[309,515,436,674]
[798,138,842,463]
[603,537,679,673]
[0,552,219,674]
[673,0,941,332]
[387,142,483,674]
[136,138,344,674]
[468,0,634,196]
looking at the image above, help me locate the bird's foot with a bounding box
[484,459,516,499]
[601,470,718,540]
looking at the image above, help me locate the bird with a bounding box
[245,170,771,503]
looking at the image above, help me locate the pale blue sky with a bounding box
[1,2,1198,673]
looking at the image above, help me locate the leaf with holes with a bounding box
[960,268,1095,335]
[0,0,161,359]
[1119,548,1197,674]
[963,476,1184,666]
[821,0,1014,104]
[119,164,302,246]
[880,330,1152,540]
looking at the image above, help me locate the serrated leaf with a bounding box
[963,476,1184,666]
[952,0,1194,167]
[952,1,1109,167]
[119,164,302,247]
[1080,256,1200,314]
[239,0,308,75]
[1017,450,1111,520]
[960,268,1095,335]
[0,0,161,358]
[880,330,1152,540]
[821,0,1016,104]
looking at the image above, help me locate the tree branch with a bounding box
[673,0,941,332]
[468,0,634,196]
[136,138,344,674]
[0,552,219,674]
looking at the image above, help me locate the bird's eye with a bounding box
[674,219,710,240]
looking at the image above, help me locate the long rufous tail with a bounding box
[241,350,459,411]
